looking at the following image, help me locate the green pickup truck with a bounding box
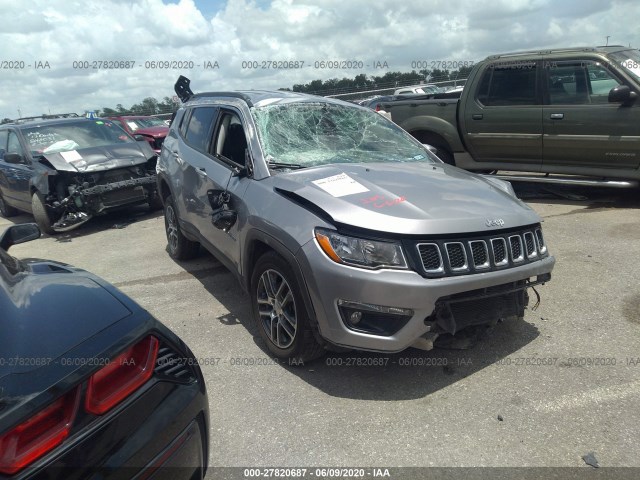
[382,46,640,186]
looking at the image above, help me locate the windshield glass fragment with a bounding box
[251,102,435,168]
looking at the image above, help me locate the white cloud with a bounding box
[0,0,638,119]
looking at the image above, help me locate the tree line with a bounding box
[1,66,473,123]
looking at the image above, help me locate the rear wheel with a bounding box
[0,192,18,218]
[251,251,324,363]
[31,192,56,235]
[164,195,199,260]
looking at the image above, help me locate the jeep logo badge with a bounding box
[486,218,505,228]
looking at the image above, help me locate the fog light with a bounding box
[350,311,363,325]
[337,300,413,336]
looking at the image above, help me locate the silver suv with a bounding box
[156,76,555,361]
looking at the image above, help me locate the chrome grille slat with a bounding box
[491,238,509,266]
[509,235,524,263]
[416,243,444,273]
[523,232,537,258]
[445,242,468,271]
[470,240,490,269]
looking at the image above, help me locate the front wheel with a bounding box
[251,251,324,363]
[31,192,56,235]
[0,192,19,218]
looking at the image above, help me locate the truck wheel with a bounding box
[251,251,325,363]
[164,195,199,260]
[0,192,18,218]
[415,133,455,166]
[31,192,56,235]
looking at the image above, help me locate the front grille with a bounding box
[154,344,196,383]
[413,225,548,277]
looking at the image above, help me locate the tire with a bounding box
[31,192,56,235]
[251,251,325,363]
[0,192,19,218]
[164,195,199,260]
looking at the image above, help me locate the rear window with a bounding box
[477,62,538,106]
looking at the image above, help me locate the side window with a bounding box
[547,61,622,105]
[586,62,622,102]
[184,107,218,153]
[7,131,26,158]
[212,111,248,166]
[477,62,538,106]
[0,130,8,158]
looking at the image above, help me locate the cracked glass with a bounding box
[251,102,436,168]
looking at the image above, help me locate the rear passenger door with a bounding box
[542,59,640,170]
[462,61,543,166]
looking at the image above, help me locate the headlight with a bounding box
[315,229,407,269]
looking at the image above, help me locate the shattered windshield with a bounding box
[251,102,435,168]
[608,50,640,82]
[23,120,134,155]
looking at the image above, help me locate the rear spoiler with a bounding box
[174,75,194,103]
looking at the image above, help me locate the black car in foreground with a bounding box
[0,114,162,234]
[0,224,208,479]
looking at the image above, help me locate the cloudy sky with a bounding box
[0,0,638,119]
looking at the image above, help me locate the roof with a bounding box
[485,46,635,60]
[186,89,336,108]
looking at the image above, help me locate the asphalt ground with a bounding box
[3,182,640,478]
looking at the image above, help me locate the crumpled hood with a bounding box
[270,163,541,235]
[0,260,132,380]
[39,143,154,173]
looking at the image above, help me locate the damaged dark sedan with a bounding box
[0,115,161,234]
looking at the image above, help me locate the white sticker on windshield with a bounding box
[59,150,83,162]
[312,173,369,197]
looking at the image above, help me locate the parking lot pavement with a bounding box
[3,184,640,472]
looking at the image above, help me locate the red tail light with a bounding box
[85,336,159,415]
[375,104,381,111]
[0,387,80,475]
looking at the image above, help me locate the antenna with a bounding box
[606,35,611,46]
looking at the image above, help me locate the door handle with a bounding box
[472,114,483,120]
[171,150,184,165]
[197,167,207,176]
[550,113,564,120]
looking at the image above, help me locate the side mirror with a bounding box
[422,144,438,154]
[3,153,23,164]
[0,223,41,251]
[608,85,637,104]
[134,134,148,142]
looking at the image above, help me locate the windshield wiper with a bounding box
[267,161,303,170]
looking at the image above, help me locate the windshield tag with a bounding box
[312,173,369,197]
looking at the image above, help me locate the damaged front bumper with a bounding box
[296,239,555,353]
[47,173,158,232]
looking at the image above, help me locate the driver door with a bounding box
[542,59,640,170]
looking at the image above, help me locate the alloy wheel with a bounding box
[256,269,297,349]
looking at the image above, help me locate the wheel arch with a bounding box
[243,230,321,340]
